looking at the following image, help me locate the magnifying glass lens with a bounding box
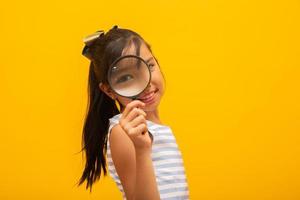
[108,56,150,98]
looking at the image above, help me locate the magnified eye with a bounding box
[116,74,133,84]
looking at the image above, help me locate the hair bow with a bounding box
[82,26,119,60]
[82,30,104,60]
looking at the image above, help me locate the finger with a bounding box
[129,114,146,128]
[138,109,147,117]
[121,113,146,133]
[126,107,147,122]
[122,100,145,119]
[136,123,148,135]
[128,123,147,137]
[120,108,146,130]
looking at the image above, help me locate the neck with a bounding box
[145,109,161,125]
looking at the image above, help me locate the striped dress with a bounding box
[106,113,190,200]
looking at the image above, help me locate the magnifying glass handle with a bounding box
[131,96,138,101]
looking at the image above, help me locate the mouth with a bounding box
[139,89,159,104]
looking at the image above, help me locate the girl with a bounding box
[77,25,190,200]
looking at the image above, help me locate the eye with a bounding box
[116,74,133,84]
[148,63,155,71]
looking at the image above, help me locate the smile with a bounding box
[139,89,158,104]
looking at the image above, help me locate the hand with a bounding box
[119,100,153,151]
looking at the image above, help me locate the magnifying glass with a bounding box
[107,55,153,138]
[107,55,151,100]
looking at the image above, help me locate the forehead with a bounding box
[121,42,152,60]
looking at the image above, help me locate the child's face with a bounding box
[100,42,165,113]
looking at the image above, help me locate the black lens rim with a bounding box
[107,54,152,99]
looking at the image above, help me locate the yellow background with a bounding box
[1,0,300,199]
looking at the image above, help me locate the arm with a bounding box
[135,147,159,200]
[109,125,160,200]
[109,124,136,199]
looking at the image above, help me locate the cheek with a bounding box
[153,72,165,91]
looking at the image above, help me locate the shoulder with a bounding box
[109,124,135,161]
[108,113,134,164]
[108,113,122,132]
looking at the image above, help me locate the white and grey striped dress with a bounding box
[106,113,190,200]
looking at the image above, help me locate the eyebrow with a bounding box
[145,57,154,63]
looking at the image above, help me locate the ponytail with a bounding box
[77,62,120,192]
[78,26,151,192]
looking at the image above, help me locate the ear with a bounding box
[99,83,117,100]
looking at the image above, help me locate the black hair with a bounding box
[76,26,156,192]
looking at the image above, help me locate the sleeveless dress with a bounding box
[106,113,190,200]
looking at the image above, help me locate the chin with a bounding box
[143,101,160,112]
